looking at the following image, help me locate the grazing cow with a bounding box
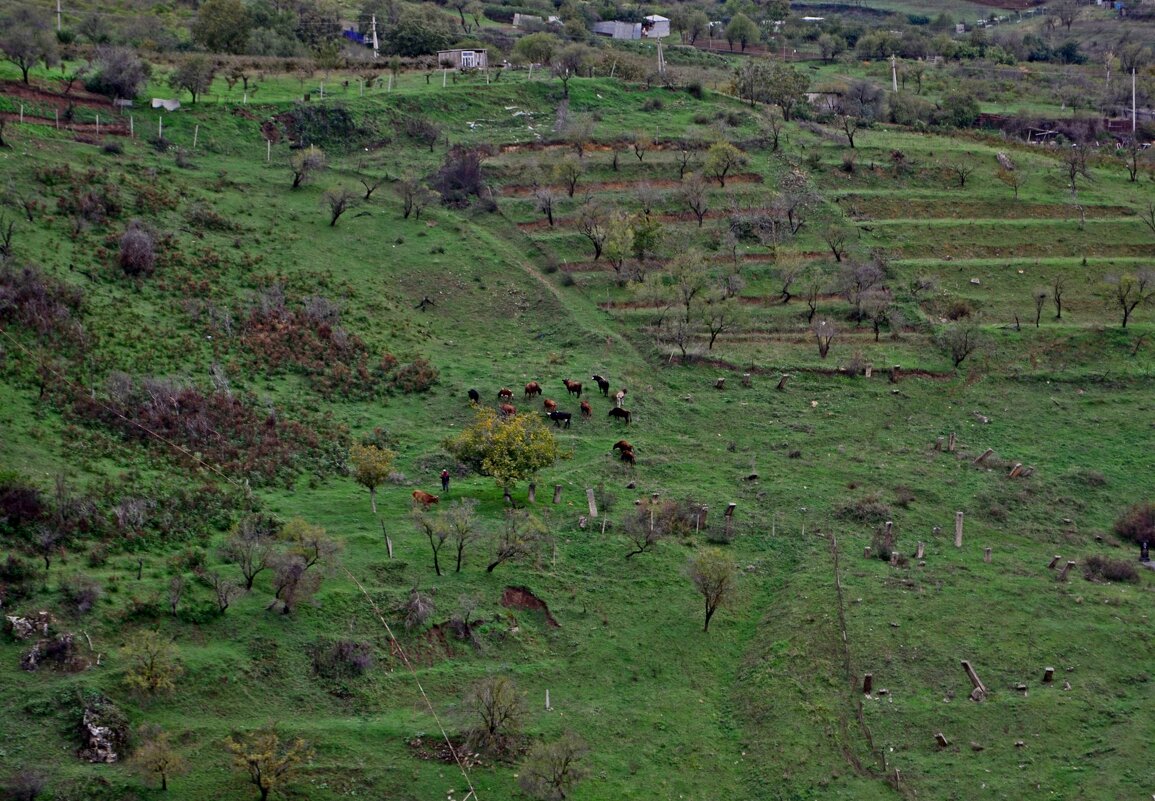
[412,490,440,507]
[619,448,636,466]
[580,400,592,419]
[524,381,542,399]
[612,439,632,453]
[608,407,631,424]
[499,403,516,417]
[548,410,572,429]
[467,388,480,404]
[614,389,627,408]
[497,387,514,401]
[543,398,558,413]
[592,374,610,397]
[562,379,582,398]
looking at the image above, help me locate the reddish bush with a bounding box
[1114,502,1155,545]
[118,220,156,277]
[0,264,85,344]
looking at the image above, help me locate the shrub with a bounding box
[61,575,103,615]
[311,639,374,679]
[391,357,439,393]
[834,493,892,525]
[101,140,123,155]
[118,220,156,277]
[686,81,704,99]
[1114,502,1155,545]
[431,146,491,207]
[2,768,46,801]
[1083,554,1139,583]
[642,97,664,112]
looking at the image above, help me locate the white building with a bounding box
[593,20,642,39]
[643,14,670,38]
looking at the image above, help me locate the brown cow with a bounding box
[619,448,636,466]
[497,387,514,401]
[499,403,516,417]
[562,379,582,398]
[412,490,440,507]
[524,381,542,399]
[608,407,631,424]
[543,398,558,413]
[580,400,592,419]
[612,439,632,453]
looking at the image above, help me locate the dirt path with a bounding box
[500,172,764,197]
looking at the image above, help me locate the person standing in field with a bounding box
[441,469,450,493]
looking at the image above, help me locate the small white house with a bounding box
[437,49,488,69]
[593,20,642,39]
[643,14,670,38]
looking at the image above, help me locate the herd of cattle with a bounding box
[467,375,632,429]
[411,375,635,507]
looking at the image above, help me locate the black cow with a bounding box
[608,407,631,424]
[592,374,610,397]
[548,411,572,429]
[467,388,480,404]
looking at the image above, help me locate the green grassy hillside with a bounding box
[0,69,1153,801]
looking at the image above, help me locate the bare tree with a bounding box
[700,294,744,350]
[1053,275,1066,319]
[675,145,695,179]
[0,212,14,259]
[576,201,608,259]
[357,173,386,200]
[486,510,548,572]
[168,575,185,616]
[1053,0,1080,32]
[1118,138,1142,183]
[564,114,594,159]
[760,108,784,152]
[1033,288,1048,327]
[633,132,652,163]
[687,547,737,632]
[678,172,710,227]
[288,149,326,190]
[813,318,836,359]
[554,156,582,198]
[803,268,826,323]
[534,185,557,227]
[398,178,435,220]
[518,733,589,801]
[840,260,885,322]
[412,509,449,576]
[444,498,480,573]
[823,224,853,262]
[402,586,435,630]
[466,676,524,755]
[1139,201,1155,238]
[996,166,1027,200]
[220,514,278,590]
[1061,146,1091,197]
[936,322,983,367]
[323,187,359,227]
[1104,270,1155,328]
[635,182,660,218]
[947,160,976,188]
[206,571,243,613]
[860,289,897,341]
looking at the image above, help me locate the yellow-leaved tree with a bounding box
[225,724,314,801]
[349,443,395,514]
[444,407,564,503]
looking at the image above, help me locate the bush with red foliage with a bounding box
[1114,502,1155,545]
[235,288,438,399]
[0,264,86,344]
[71,374,346,485]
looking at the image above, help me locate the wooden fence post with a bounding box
[552,484,563,504]
[586,488,597,518]
[954,511,964,548]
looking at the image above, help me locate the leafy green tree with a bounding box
[225,725,314,801]
[122,630,183,695]
[130,725,188,791]
[0,7,59,84]
[938,92,980,128]
[169,56,217,104]
[688,547,738,632]
[724,13,758,51]
[703,141,747,187]
[350,443,395,514]
[86,46,150,100]
[444,407,563,501]
[817,32,847,63]
[513,32,561,65]
[383,9,452,56]
[665,248,711,323]
[193,0,252,54]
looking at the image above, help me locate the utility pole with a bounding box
[1133,68,1138,135]
[656,38,665,76]
[56,0,62,32]
[891,54,898,92]
[370,15,379,60]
